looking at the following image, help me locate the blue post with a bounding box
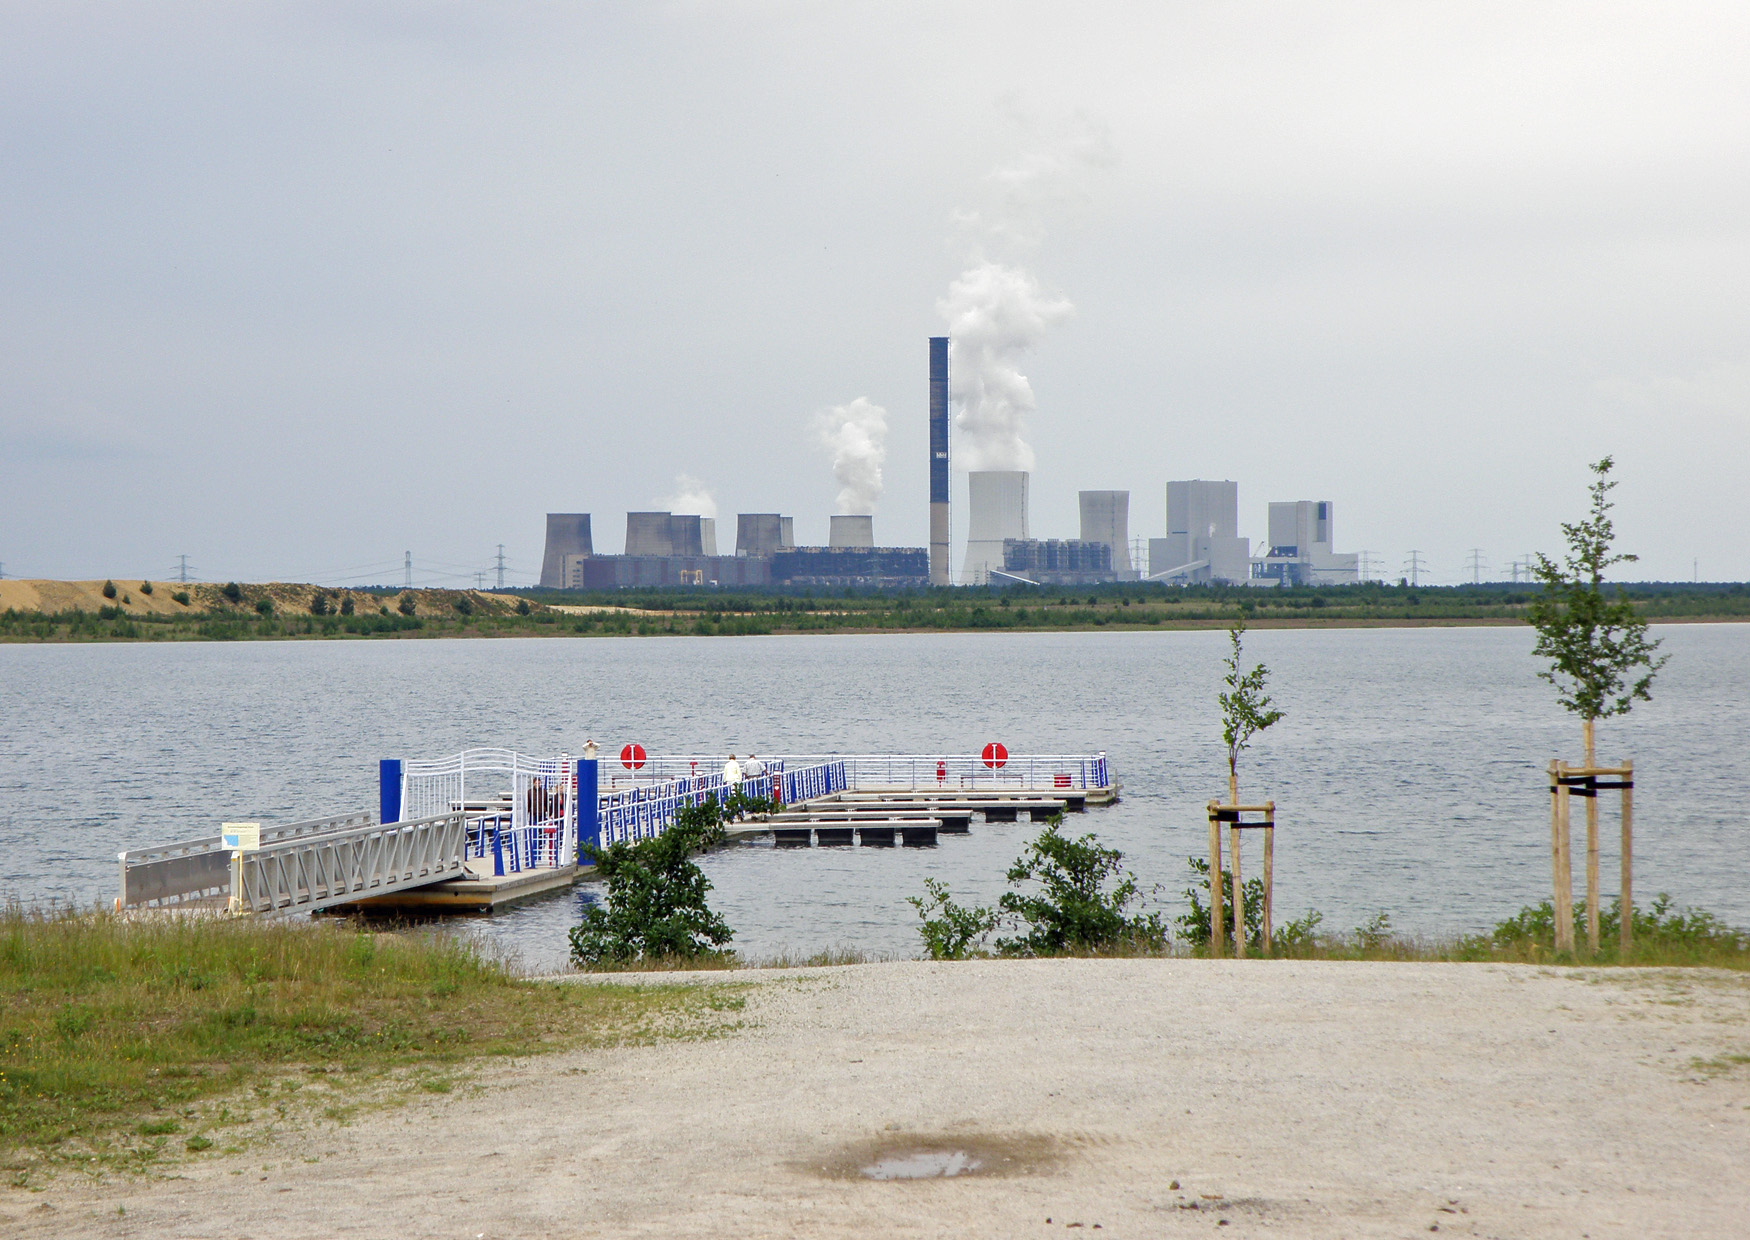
[379,759,402,825]
[577,758,599,863]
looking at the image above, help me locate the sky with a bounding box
[3,2,1747,587]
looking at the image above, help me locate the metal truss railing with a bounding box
[118,810,377,910]
[230,811,470,916]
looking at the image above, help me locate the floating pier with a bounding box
[117,749,1117,916]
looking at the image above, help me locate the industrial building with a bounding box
[541,510,924,590]
[1252,500,1358,585]
[997,538,1114,585]
[1148,480,1251,584]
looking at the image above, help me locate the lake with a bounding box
[3,624,1745,972]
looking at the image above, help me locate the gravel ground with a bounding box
[7,959,1749,1238]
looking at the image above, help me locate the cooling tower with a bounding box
[539,514,593,588]
[928,336,950,586]
[699,517,718,557]
[625,512,675,557]
[736,514,785,557]
[1078,491,1132,575]
[829,515,875,548]
[780,515,794,549]
[668,514,705,558]
[962,471,1028,585]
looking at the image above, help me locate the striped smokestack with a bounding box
[929,336,950,586]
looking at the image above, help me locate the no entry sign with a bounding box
[619,743,647,770]
[981,742,1009,769]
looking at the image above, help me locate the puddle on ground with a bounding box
[862,1149,983,1180]
[810,1131,1061,1182]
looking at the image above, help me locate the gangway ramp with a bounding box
[119,810,471,916]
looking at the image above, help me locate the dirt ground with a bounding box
[6,959,1748,1239]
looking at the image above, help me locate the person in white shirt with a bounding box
[722,753,742,791]
[742,753,766,781]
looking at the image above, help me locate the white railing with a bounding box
[631,753,1110,793]
[231,811,470,915]
[402,748,576,873]
[118,810,378,909]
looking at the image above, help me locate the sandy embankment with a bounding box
[6,959,1748,1238]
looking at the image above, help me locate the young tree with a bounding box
[1219,618,1284,804]
[1529,456,1667,765]
[1529,456,1667,952]
[568,797,734,966]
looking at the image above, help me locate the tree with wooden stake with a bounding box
[1529,456,1667,955]
[1208,618,1284,957]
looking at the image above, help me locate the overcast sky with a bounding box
[4,2,1747,587]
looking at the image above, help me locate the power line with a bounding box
[495,544,507,590]
[1356,550,1379,582]
[171,555,197,583]
[1403,551,1426,586]
[404,551,412,591]
[1465,548,1487,584]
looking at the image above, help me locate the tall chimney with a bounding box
[928,336,950,586]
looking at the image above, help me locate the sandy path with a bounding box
[7,959,1748,1238]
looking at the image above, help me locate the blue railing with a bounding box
[592,760,848,850]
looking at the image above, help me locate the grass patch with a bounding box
[0,904,744,1180]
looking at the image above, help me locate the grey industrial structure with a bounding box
[1252,500,1358,585]
[1078,491,1133,577]
[542,509,925,590]
[1150,480,1251,585]
[928,337,951,586]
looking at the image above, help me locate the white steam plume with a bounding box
[661,473,717,520]
[812,397,887,515]
[937,263,1072,473]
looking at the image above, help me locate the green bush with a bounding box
[309,593,329,616]
[516,599,531,616]
[995,819,1166,956]
[254,598,273,615]
[139,581,153,596]
[909,879,999,960]
[171,590,190,606]
[222,582,243,604]
[397,593,417,616]
[339,595,354,616]
[453,595,473,616]
[568,797,736,966]
[101,580,117,600]
[1177,855,1264,950]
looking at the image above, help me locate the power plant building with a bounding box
[1149,480,1251,584]
[1078,491,1133,577]
[998,539,1113,585]
[1252,500,1358,585]
[962,470,1028,586]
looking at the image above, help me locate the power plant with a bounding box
[535,334,1365,592]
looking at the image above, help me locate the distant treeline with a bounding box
[3,580,1746,643]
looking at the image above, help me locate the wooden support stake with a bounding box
[1548,761,1563,952]
[1561,759,1575,951]
[1230,824,1245,958]
[1208,810,1225,956]
[1262,817,1275,954]
[1620,759,1634,954]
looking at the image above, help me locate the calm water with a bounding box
[3,626,1746,972]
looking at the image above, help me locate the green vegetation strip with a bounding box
[0,906,743,1181]
[6,580,1750,642]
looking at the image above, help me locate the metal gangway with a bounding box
[118,809,471,916]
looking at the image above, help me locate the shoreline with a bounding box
[8,957,1746,1237]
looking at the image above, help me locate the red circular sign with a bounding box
[619,743,647,770]
[981,742,1008,769]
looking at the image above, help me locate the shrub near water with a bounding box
[0,905,726,1176]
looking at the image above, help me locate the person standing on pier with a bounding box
[723,753,742,793]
